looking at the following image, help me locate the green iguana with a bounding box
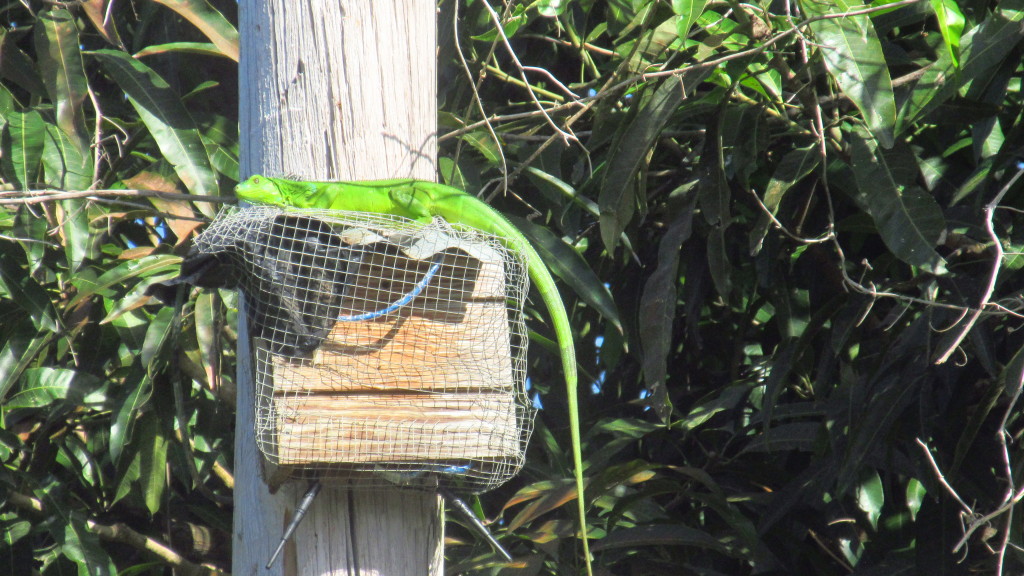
[235,175,592,574]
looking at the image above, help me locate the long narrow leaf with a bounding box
[91,49,220,216]
[848,127,947,274]
[599,77,682,252]
[1,109,45,189]
[898,2,1024,130]
[929,0,965,67]
[802,0,896,147]
[510,215,622,331]
[153,0,240,61]
[34,8,90,154]
[638,187,697,421]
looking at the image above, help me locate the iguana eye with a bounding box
[252,177,261,184]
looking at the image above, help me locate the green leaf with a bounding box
[194,291,219,387]
[928,0,965,67]
[0,252,59,333]
[537,0,568,17]
[91,49,219,216]
[42,122,92,190]
[0,29,48,98]
[698,121,732,299]
[59,513,116,575]
[856,470,884,531]
[110,374,153,463]
[134,41,230,59]
[599,77,684,252]
[6,368,101,410]
[594,524,736,556]
[135,413,168,516]
[34,8,90,154]
[905,478,926,521]
[0,332,51,403]
[673,0,709,38]
[1,109,46,189]
[68,253,182,308]
[141,307,176,369]
[802,0,896,147]
[898,3,1024,130]
[742,422,821,453]
[510,216,622,332]
[471,5,527,41]
[848,127,946,273]
[152,0,240,61]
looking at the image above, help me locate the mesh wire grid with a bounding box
[195,206,535,493]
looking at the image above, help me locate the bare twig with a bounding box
[479,0,579,145]
[916,438,974,514]
[450,0,508,185]
[934,166,1024,364]
[0,188,235,207]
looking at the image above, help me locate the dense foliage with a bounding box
[1,0,1023,574]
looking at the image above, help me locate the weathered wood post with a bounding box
[234,2,443,573]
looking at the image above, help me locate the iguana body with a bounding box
[236,175,591,574]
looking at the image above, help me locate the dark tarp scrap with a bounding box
[147,215,351,356]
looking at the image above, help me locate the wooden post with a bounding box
[234,1,442,574]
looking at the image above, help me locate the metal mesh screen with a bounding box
[195,206,534,493]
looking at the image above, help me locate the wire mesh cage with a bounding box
[195,206,535,493]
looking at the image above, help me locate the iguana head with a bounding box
[235,174,284,205]
[235,175,317,206]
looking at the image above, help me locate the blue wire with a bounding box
[338,254,445,322]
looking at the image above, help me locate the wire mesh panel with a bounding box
[195,206,534,493]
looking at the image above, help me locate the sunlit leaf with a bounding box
[34,7,89,153]
[80,0,124,47]
[136,413,168,516]
[471,4,527,41]
[906,478,926,521]
[802,0,896,147]
[58,513,116,574]
[0,332,51,403]
[673,0,709,38]
[929,0,965,67]
[92,49,220,216]
[153,0,240,61]
[141,307,176,369]
[6,367,103,411]
[134,41,228,59]
[537,0,568,17]
[68,253,182,308]
[110,373,153,463]
[194,291,219,388]
[1,109,45,189]
[856,470,884,531]
[898,3,1024,130]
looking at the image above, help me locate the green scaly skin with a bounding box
[236,175,592,574]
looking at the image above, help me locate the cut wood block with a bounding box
[250,240,529,486]
[260,393,522,467]
[267,249,518,394]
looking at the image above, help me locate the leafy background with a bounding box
[1,0,1024,574]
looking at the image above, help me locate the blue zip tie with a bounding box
[338,253,445,322]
